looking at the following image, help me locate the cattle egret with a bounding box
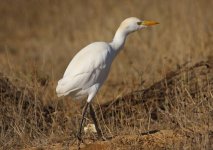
[56,17,159,141]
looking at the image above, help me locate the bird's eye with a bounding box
[137,22,142,25]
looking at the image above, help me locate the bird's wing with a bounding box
[56,42,112,97]
[63,42,111,77]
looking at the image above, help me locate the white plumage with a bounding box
[56,17,158,103]
[56,17,159,141]
[56,42,113,101]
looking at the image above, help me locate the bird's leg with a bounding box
[77,102,89,141]
[89,104,106,140]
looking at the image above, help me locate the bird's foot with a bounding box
[76,134,83,150]
[76,133,83,142]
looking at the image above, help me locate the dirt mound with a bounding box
[24,130,184,150]
[80,130,183,150]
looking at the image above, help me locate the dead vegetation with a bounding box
[96,59,213,149]
[0,73,51,148]
[1,59,213,149]
[0,0,213,149]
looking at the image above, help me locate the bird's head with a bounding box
[119,17,159,34]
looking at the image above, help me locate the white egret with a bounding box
[56,17,159,141]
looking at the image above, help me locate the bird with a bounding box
[56,17,159,141]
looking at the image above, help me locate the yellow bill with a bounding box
[142,20,159,26]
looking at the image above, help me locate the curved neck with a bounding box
[110,28,128,55]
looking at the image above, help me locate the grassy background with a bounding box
[0,0,212,149]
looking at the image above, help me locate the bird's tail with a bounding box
[56,81,65,97]
[56,78,80,97]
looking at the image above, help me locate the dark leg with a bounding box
[89,104,105,140]
[77,102,89,141]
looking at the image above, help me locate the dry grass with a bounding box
[0,0,212,149]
